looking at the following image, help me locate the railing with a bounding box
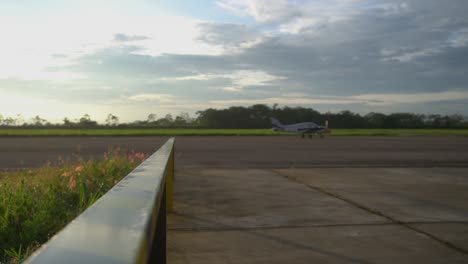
[25,138,175,264]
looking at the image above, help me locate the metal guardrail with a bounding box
[25,138,175,264]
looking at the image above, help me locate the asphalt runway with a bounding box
[0,136,467,169]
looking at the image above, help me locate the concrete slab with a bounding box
[168,168,468,263]
[276,168,468,222]
[410,223,468,253]
[169,169,387,231]
[169,225,468,264]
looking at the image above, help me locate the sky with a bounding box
[1,0,468,122]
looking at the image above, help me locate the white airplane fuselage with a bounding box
[271,118,331,137]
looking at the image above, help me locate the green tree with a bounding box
[164,114,173,123]
[147,114,157,123]
[174,112,191,127]
[365,112,386,128]
[78,114,97,127]
[63,118,74,126]
[3,117,16,126]
[31,115,47,126]
[105,114,119,126]
[15,114,25,126]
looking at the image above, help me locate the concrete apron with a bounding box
[168,168,468,264]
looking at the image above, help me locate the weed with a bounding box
[0,150,147,263]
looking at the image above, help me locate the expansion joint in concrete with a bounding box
[270,169,468,256]
[168,221,400,233]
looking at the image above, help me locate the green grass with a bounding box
[0,128,467,136]
[332,129,468,136]
[0,128,277,136]
[0,150,148,263]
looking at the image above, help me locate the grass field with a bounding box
[0,150,147,263]
[0,128,467,137]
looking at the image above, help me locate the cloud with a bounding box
[3,0,468,120]
[156,70,286,91]
[370,2,410,16]
[210,96,357,106]
[381,47,443,63]
[127,93,175,102]
[448,28,468,48]
[158,74,214,81]
[0,90,111,122]
[216,0,299,23]
[225,70,286,87]
[64,0,468,107]
[278,1,363,34]
[197,23,263,51]
[0,14,220,81]
[352,90,468,105]
[210,90,468,107]
[113,33,149,42]
[221,86,244,92]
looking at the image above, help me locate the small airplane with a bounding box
[271,118,331,138]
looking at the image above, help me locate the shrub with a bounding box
[0,149,148,263]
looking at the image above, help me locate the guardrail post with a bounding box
[166,144,174,211]
[150,187,167,264]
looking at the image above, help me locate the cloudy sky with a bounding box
[1,0,468,122]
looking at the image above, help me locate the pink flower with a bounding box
[62,171,71,177]
[128,152,147,162]
[69,175,76,190]
[74,165,84,172]
[135,153,147,160]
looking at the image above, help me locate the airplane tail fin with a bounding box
[325,120,331,134]
[270,117,283,131]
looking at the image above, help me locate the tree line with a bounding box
[0,104,466,129]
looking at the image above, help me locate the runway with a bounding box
[2,136,468,262]
[169,166,468,264]
[0,136,467,169]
